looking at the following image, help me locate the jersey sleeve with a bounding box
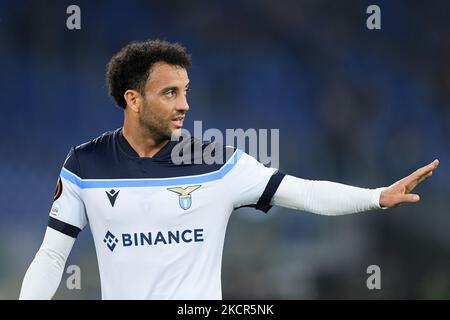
[48,147,87,238]
[227,149,285,213]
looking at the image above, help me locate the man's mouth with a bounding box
[171,116,185,128]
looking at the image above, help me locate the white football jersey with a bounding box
[48,128,284,299]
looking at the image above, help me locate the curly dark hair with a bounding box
[106,39,192,109]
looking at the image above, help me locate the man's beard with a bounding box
[170,127,183,140]
[140,106,172,143]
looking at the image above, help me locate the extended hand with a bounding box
[379,159,439,208]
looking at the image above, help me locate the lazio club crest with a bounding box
[167,185,201,210]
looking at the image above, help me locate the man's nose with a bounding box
[177,95,189,112]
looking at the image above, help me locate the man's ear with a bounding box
[124,90,143,113]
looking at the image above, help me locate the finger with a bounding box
[417,170,433,184]
[405,159,439,184]
[406,171,433,191]
[405,162,438,192]
[414,160,438,177]
[431,159,440,169]
[401,193,420,203]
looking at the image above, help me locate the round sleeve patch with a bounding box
[54,177,63,201]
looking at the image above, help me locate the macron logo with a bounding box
[103,231,119,251]
[106,189,120,207]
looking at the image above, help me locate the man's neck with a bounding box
[122,124,169,158]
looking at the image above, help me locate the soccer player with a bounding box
[19,40,439,300]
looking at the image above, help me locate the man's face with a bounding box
[139,62,190,141]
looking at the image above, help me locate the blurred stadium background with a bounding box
[0,0,449,299]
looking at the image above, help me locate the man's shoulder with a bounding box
[63,128,120,177]
[74,128,120,155]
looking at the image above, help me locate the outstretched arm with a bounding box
[19,227,75,299]
[271,159,439,215]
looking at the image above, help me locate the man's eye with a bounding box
[165,90,175,98]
